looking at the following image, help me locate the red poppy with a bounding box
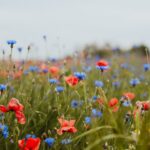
[109,98,118,107]
[18,137,41,150]
[123,92,135,100]
[0,98,26,124]
[14,70,23,79]
[49,66,59,75]
[96,60,108,67]
[8,98,24,112]
[57,118,77,135]
[143,101,150,110]
[65,75,79,86]
[108,98,119,112]
[0,105,8,112]
[97,98,104,106]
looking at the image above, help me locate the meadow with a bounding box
[0,41,150,150]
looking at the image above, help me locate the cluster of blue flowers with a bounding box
[0,84,7,91]
[92,109,102,118]
[55,86,64,93]
[130,78,140,87]
[74,72,86,80]
[0,123,9,139]
[48,78,58,84]
[95,80,104,87]
[71,100,83,108]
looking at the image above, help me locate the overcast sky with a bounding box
[0,0,150,59]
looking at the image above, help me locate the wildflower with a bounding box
[18,47,23,52]
[24,70,29,75]
[120,63,128,69]
[7,40,16,48]
[136,101,150,111]
[92,109,102,118]
[29,66,39,72]
[49,66,59,75]
[65,75,79,86]
[92,95,98,101]
[44,138,55,147]
[112,81,120,88]
[82,66,91,72]
[85,117,91,124]
[109,98,118,107]
[97,98,104,106]
[95,80,104,87]
[43,35,47,41]
[130,78,140,87]
[57,118,77,135]
[18,137,41,150]
[143,64,150,71]
[61,139,72,144]
[0,98,26,124]
[48,78,58,84]
[108,98,119,112]
[96,60,109,72]
[0,84,7,94]
[71,100,82,108]
[14,70,23,79]
[122,101,132,107]
[74,72,86,80]
[142,101,150,110]
[0,123,9,139]
[55,86,64,93]
[40,64,49,73]
[122,92,135,101]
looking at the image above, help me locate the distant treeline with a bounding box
[82,44,150,58]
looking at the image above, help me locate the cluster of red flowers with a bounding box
[0,98,26,124]
[57,118,77,135]
[65,75,79,86]
[18,137,41,150]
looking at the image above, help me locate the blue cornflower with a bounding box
[29,66,39,72]
[42,68,48,73]
[130,78,140,87]
[48,78,58,84]
[96,66,109,71]
[92,95,98,101]
[71,100,82,108]
[61,139,72,145]
[85,117,91,124]
[74,72,86,80]
[120,63,128,69]
[82,66,91,72]
[23,70,29,75]
[0,123,9,139]
[0,84,7,91]
[7,40,16,48]
[92,109,102,118]
[18,47,23,52]
[25,134,36,139]
[143,64,150,71]
[112,81,120,88]
[95,80,104,87]
[122,101,131,107]
[55,86,64,92]
[48,57,57,62]
[44,137,55,147]
[43,35,47,41]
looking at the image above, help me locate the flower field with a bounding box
[0,41,150,150]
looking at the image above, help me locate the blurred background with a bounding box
[0,0,150,60]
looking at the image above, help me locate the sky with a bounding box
[0,0,150,59]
